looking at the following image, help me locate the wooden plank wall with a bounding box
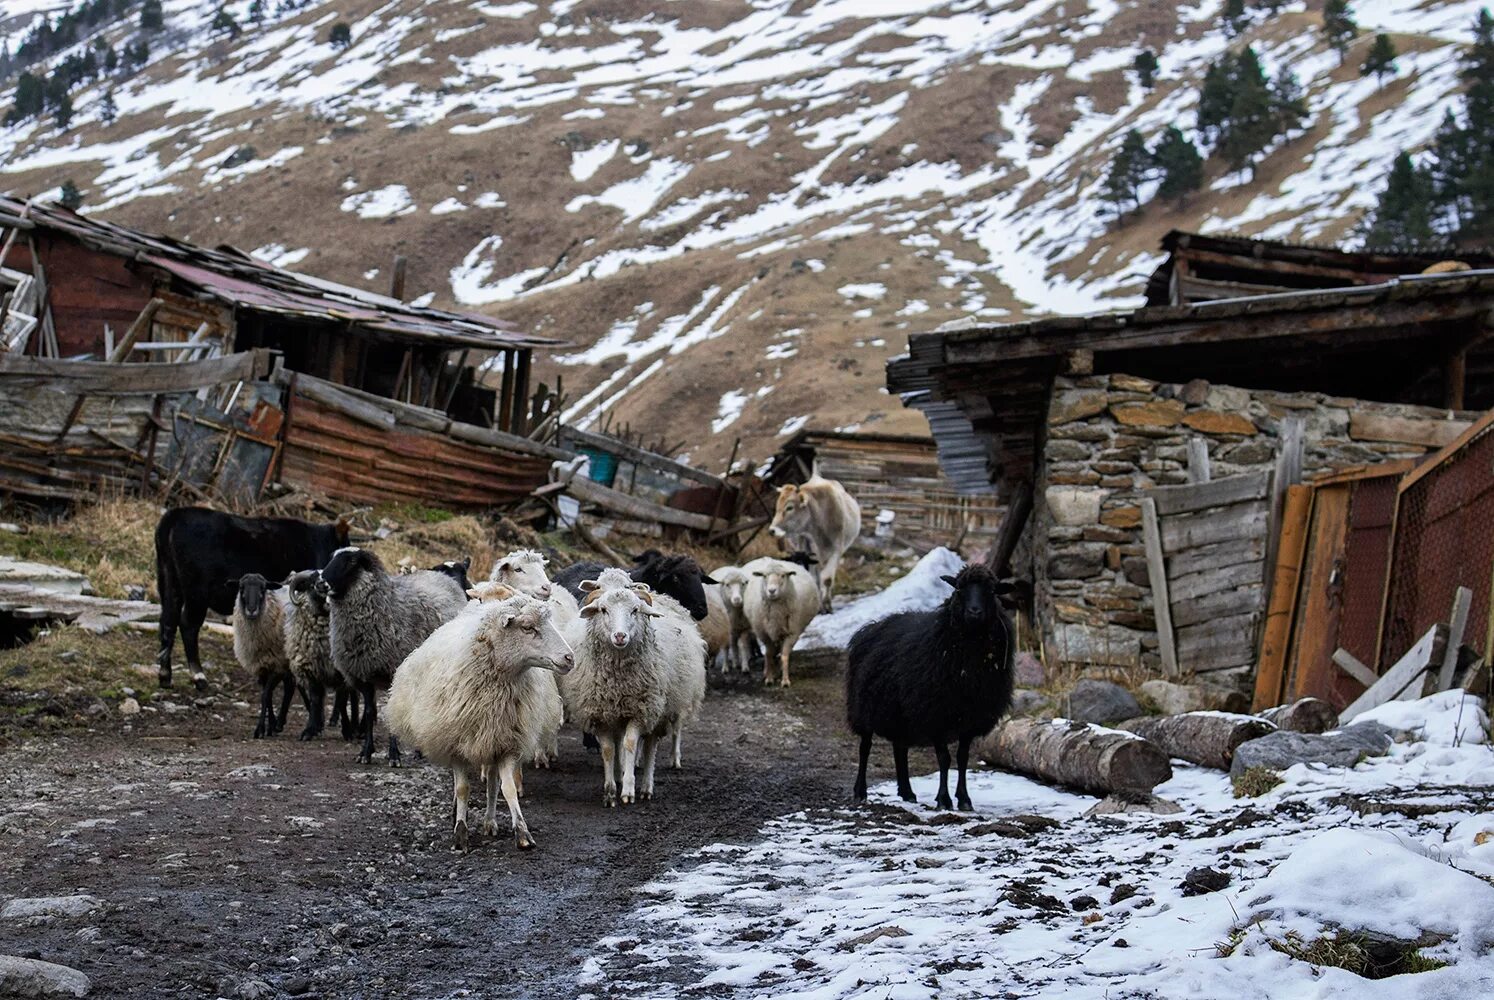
[1148,471,1272,674]
[799,436,1004,553]
[279,394,550,509]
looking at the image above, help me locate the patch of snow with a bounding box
[430,197,467,215]
[251,244,310,268]
[837,282,887,300]
[797,547,964,650]
[570,139,619,182]
[340,184,416,219]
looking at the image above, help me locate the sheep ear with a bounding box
[579,580,600,591]
[941,575,959,587]
[699,570,717,584]
[459,556,471,570]
[752,571,766,578]
[466,588,481,600]
[496,561,511,574]
[500,613,517,629]
[579,603,601,618]
[640,606,665,618]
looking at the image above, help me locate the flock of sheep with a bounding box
[214,470,1018,850]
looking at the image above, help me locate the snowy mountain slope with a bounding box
[0,0,1481,465]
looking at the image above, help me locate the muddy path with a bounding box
[0,667,883,999]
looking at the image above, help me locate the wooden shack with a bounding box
[765,429,1002,554]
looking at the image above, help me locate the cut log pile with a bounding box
[976,719,1173,796]
[1118,712,1276,771]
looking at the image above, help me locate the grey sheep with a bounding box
[283,570,358,742]
[232,573,293,739]
[318,546,468,764]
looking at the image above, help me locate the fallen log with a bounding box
[1259,697,1338,734]
[1118,712,1276,770]
[976,718,1172,796]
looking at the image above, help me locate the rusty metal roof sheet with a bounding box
[0,195,558,351]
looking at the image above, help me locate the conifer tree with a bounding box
[1324,0,1358,56]
[1151,126,1204,203]
[139,0,163,32]
[1362,33,1398,83]
[58,180,83,210]
[1196,59,1234,143]
[54,92,73,130]
[211,6,241,39]
[330,22,353,50]
[1102,129,1152,218]
[1429,109,1472,233]
[1218,46,1276,174]
[1224,0,1249,37]
[99,88,118,125]
[1134,49,1159,89]
[1361,153,1435,250]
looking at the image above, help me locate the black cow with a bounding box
[154,507,349,689]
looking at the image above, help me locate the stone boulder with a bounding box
[1061,679,1141,726]
[1228,722,1394,779]
[1,896,100,923]
[0,956,90,997]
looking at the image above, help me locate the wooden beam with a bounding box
[1332,648,1378,689]
[1340,624,1448,723]
[511,348,531,435]
[1186,437,1211,484]
[984,478,1031,577]
[1444,347,1467,410]
[554,473,721,531]
[0,348,273,395]
[1437,586,1473,692]
[1149,470,1268,516]
[561,425,724,488]
[1253,483,1313,711]
[389,255,407,301]
[108,298,164,363]
[1141,496,1179,678]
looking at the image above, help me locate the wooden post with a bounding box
[510,349,531,434]
[1437,586,1473,691]
[1141,496,1179,678]
[109,299,163,363]
[389,255,407,301]
[497,349,515,432]
[1186,437,1211,484]
[393,348,412,405]
[985,479,1032,577]
[1253,484,1314,710]
[1444,348,1467,411]
[440,348,469,413]
[1263,415,1305,613]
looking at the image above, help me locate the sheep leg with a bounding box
[893,742,916,803]
[253,672,273,739]
[853,733,872,802]
[483,765,500,836]
[670,722,683,770]
[298,681,324,741]
[274,674,294,734]
[620,720,642,805]
[778,638,793,687]
[933,742,953,810]
[599,735,618,808]
[762,638,777,685]
[736,632,755,674]
[501,758,535,850]
[340,690,361,741]
[955,738,974,812]
[388,732,401,768]
[639,735,658,801]
[356,683,377,764]
[452,768,471,852]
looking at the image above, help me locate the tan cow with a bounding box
[769,473,861,612]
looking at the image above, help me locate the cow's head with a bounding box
[333,515,352,547]
[233,572,282,620]
[769,484,809,542]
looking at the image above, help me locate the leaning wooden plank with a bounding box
[559,474,718,531]
[562,426,725,488]
[0,348,272,395]
[1149,470,1269,516]
[1349,411,1471,449]
[1119,712,1276,770]
[975,718,1173,796]
[1339,624,1447,723]
[1159,501,1269,551]
[107,298,163,362]
[0,583,160,623]
[1331,648,1379,689]
[291,375,397,430]
[1436,586,1473,692]
[1140,496,1178,677]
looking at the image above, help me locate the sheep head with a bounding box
[317,546,384,600]
[233,572,283,620]
[751,560,800,601]
[467,580,517,602]
[939,565,1020,626]
[477,594,574,674]
[711,567,750,609]
[631,553,711,621]
[578,585,663,649]
[491,548,554,599]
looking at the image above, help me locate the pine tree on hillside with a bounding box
[1101,129,1152,219]
[1324,0,1358,56]
[58,180,83,210]
[1218,46,1276,174]
[1151,125,1204,203]
[1197,59,1235,142]
[1429,109,1472,232]
[211,6,241,39]
[98,88,118,125]
[1224,0,1250,37]
[248,0,267,22]
[1361,153,1435,250]
[1464,9,1494,141]
[54,92,74,130]
[139,0,163,32]
[1134,49,1159,89]
[330,22,353,50]
[6,72,45,124]
[1271,67,1309,134]
[1362,33,1398,83]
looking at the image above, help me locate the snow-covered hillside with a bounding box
[0,0,1481,463]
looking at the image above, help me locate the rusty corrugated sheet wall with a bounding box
[278,394,550,509]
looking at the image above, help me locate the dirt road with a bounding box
[0,668,876,999]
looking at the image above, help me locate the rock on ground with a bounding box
[1061,679,1140,725]
[0,955,90,997]
[1229,722,1394,778]
[0,896,101,922]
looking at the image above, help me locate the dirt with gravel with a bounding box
[0,663,887,999]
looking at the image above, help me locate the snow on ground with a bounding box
[339,184,416,219]
[797,547,964,651]
[583,694,1494,998]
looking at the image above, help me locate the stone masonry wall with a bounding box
[1034,373,1474,679]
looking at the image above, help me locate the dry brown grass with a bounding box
[0,495,162,600]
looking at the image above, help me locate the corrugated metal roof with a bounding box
[0,195,559,351]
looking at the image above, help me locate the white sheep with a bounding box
[488,548,579,627]
[742,557,820,687]
[467,581,564,768]
[232,573,293,739]
[387,593,573,851]
[708,565,757,674]
[699,584,731,669]
[563,570,705,805]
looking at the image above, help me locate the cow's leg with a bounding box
[854,732,872,801]
[639,734,658,801]
[157,593,180,689]
[934,742,953,810]
[956,737,974,812]
[357,683,377,764]
[274,675,294,734]
[819,552,841,613]
[599,733,618,807]
[620,719,642,805]
[893,742,916,803]
[452,767,471,852]
[180,599,210,690]
[500,758,534,850]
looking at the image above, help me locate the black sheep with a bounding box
[846,565,1016,811]
[553,550,714,620]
